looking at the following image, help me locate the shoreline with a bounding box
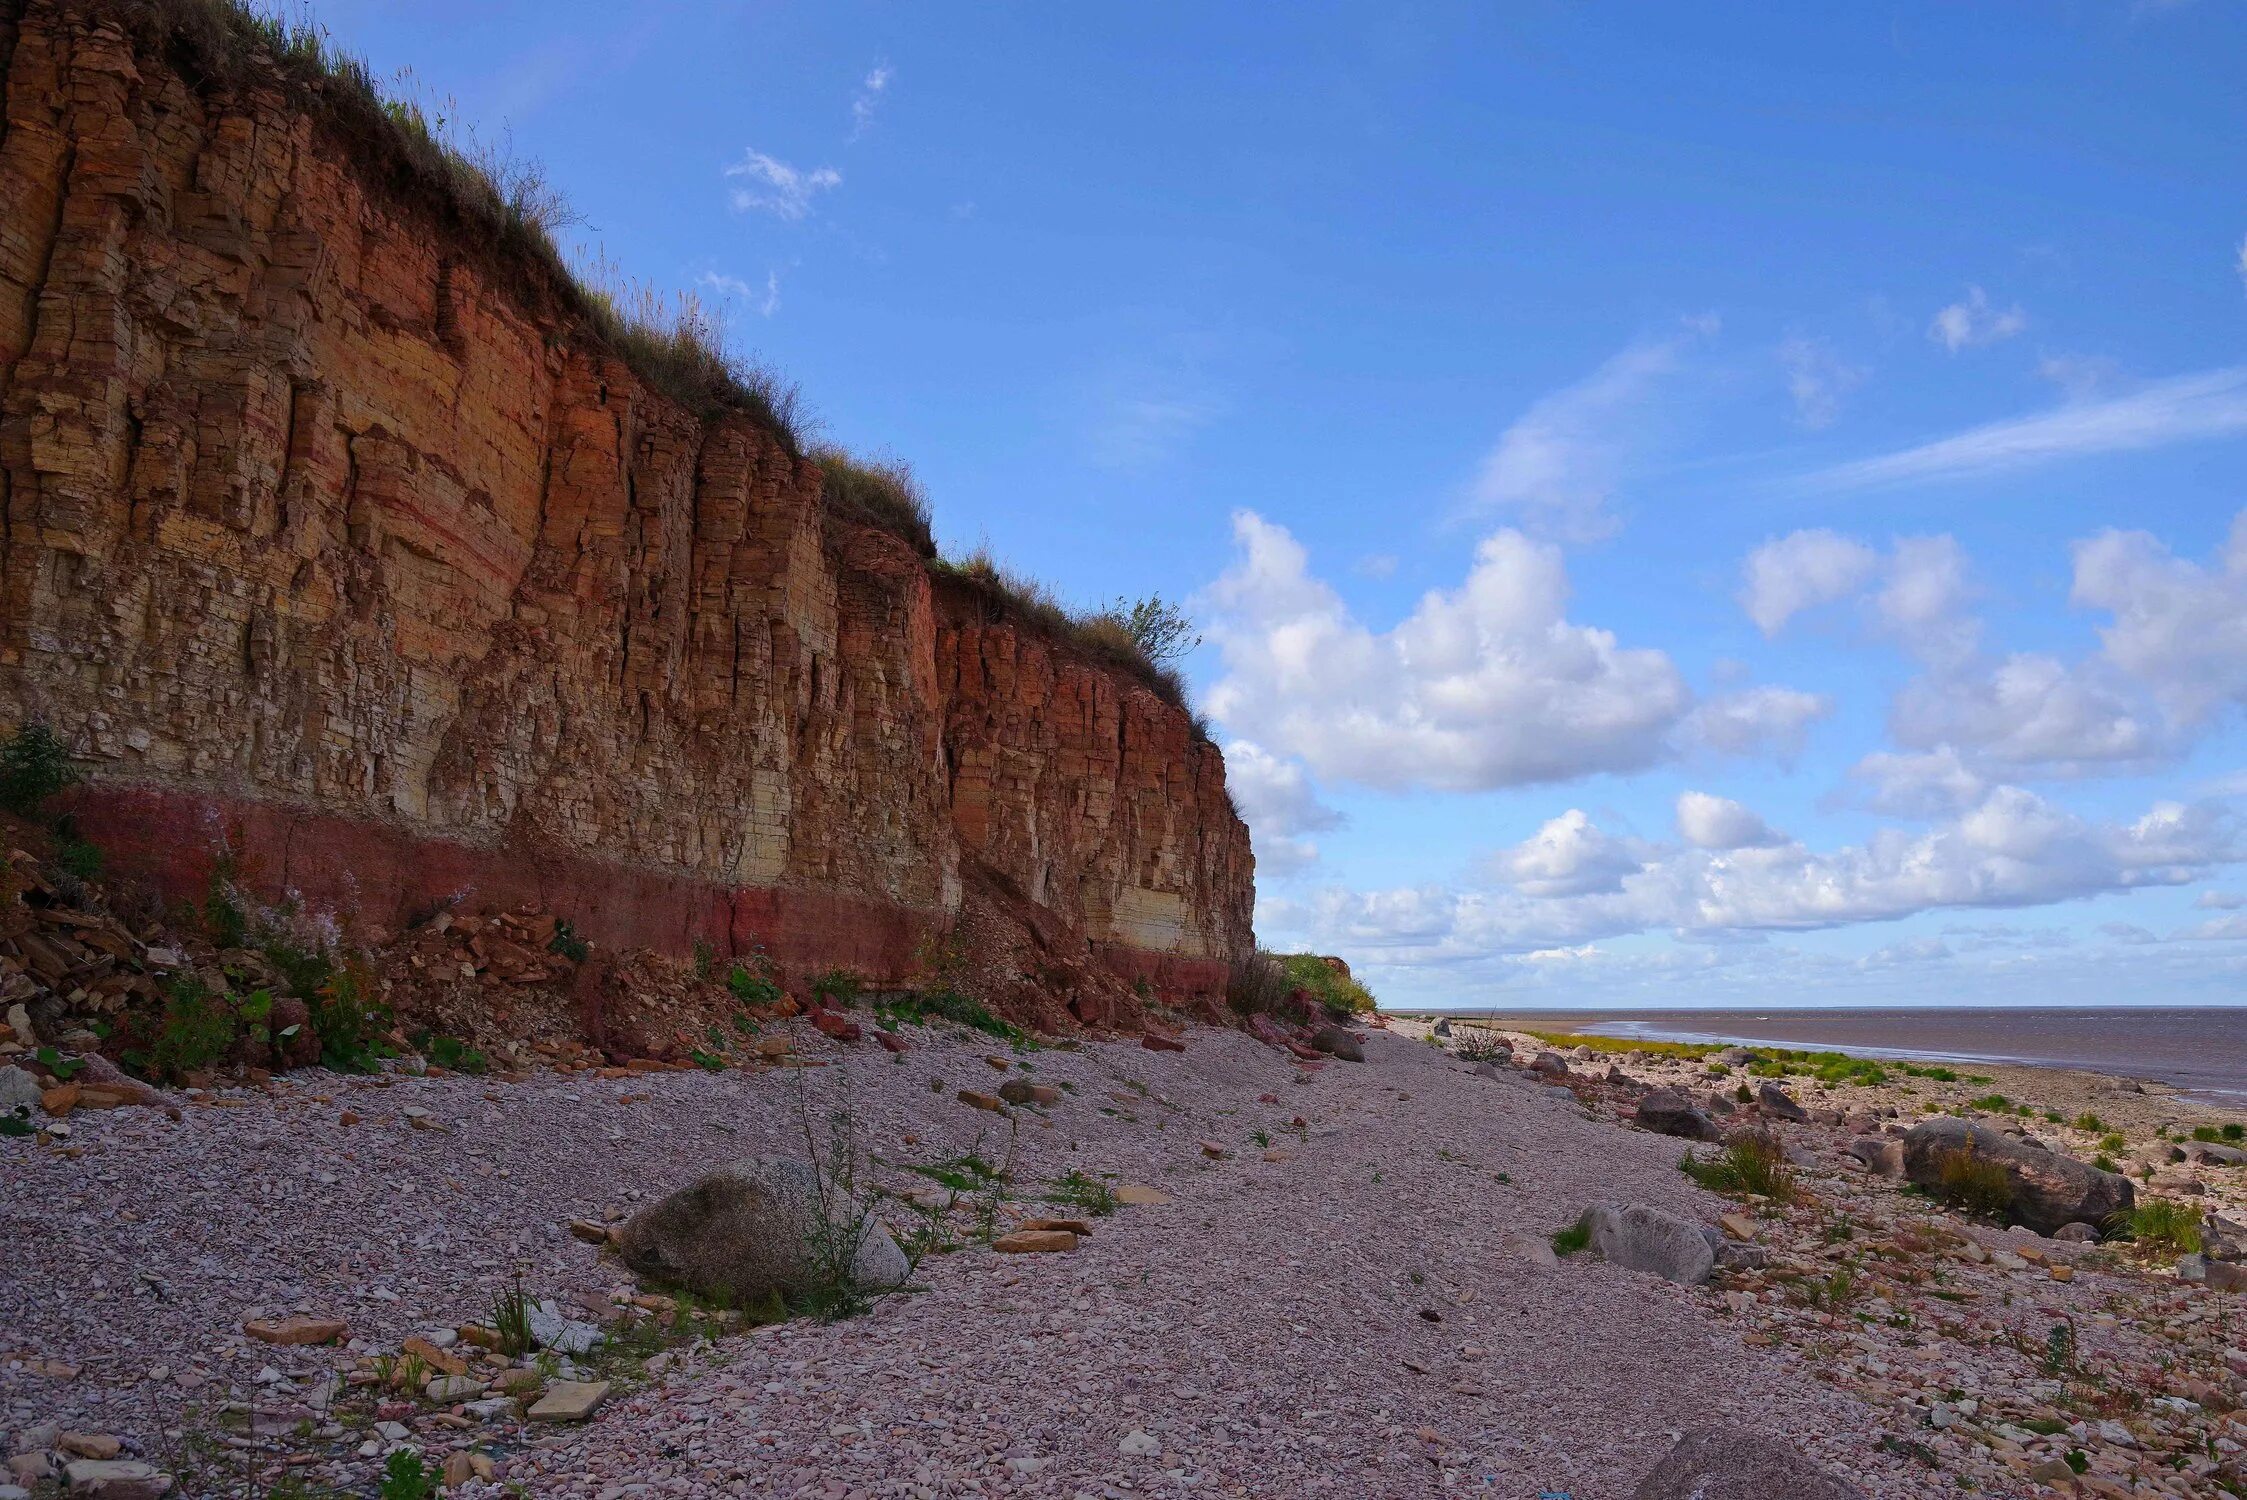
[1399,1007,2247,1108]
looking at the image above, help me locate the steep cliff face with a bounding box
[0,1,1253,1015]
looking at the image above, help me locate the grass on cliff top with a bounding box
[104,0,811,445]
[930,549,1193,713]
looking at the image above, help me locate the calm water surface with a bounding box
[1452,1007,2247,1104]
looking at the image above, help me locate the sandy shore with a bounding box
[4,1013,2244,1497]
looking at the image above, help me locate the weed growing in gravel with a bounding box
[1550,1220,1592,1256]
[727,962,781,1007]
[492,1274,534,1357]
[2112,1199,2202,1256]
[878,988,1026,1045]
[2073,1111,2107,1133]
[379,1449,435,1500]
[1450,1028,1511,1063]
[1680,1132,1797,1202]
[1932,1145,2014,1220]
[1052,1169,1120,1215]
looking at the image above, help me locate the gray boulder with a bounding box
[1527,1051,1569,1077]
[1431,1018,1452,1038]
[2052,1221,2101,1243]
[1634,1427,1864,1499]
[1756,1081,1808,1122]
[1577,1203,1714,1285]
[1844,1137,1905,1177]
[617,1158,909,1305]
[1310,1025,1363,1062]
[1900,1117,2134,1235]
[0,1065,41,1116]
[2190,1142,2247,1167]
[1634,1089,1724,1143]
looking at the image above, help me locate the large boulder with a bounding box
[1755,1081,1807,1122]
[1310,1025,1363,1062]
[1901,1118,2134,1235]
[1633,1427,1865,1499]
[1577,1203,1714,1285]
[1634,1089,1723,1143]
[617,1158,909,1305]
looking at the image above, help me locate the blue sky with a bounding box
[320,0,2247,1009]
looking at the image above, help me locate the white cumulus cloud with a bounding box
[1739,530,1879,636]
[1223,740,1344,878]
[1676,791,1784,850]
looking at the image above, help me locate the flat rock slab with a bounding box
[528,1380,611,1422]
[243,1315,347,1346]
[1582,1203,1715,1286]
[992,1229,1078,1254]
[63,1460,172,1498]
[1114,1184,1170,1206]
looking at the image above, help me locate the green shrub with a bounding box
[2072,1111,2105,1133]
[1451,1028,1511,1063]
[1932,1145,2014,1219]
[809,969,863,1009]
[1051,1169,1120,1216]
[418,1033,488,1075]
[928,550,1188,711]
[54,835,102,881]
[879,989,1024,1044]
[1275,953,1376,1016]
[308,957,393,1073]
[1681,1132,1796,1202]
[727,964,782,1006]
[0,721,77,816]
[379,1449,435,1500]
[547,919,590,963]
[1969,1094,2010,1112]
[2110,1199,2202,1256]
[127,976,238,1082]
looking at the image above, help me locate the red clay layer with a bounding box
[63,782,1228,1003]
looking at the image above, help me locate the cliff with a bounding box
[0,0,1254,1025]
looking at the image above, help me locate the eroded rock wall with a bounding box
[0,0,1252,1004]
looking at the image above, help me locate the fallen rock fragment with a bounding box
[1756,1081,1808,1122]
[992,1229,1077,1254]
[61,1460,171,1499]
[244,1315,347,1347]
[1633,1089,1724,1143]
[1113,1184,1169,1206]
[1310,1025,1363,1062]
[526,1379,610,1422]
[957,1090,1006,1113]
[1140,1032,1186,1053]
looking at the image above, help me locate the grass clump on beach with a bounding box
[1520,1030,1719,1060]
[1681,1132,1797,1202]
[2110,1199,2202,1257]
[1931,1145,2014,1220]
[1550,1219,1593,1257]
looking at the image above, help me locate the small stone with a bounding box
[1199,1140,1230,1159]
[1114,1185,1170,1206]
[402,1336,467,1376]
[57,1438,120,1461]
[1141,1033,1186,1053]
[1718,1213,1756,1241]
[526,1379,610,1422]
[992,1229,1078,1254]
[424,1375,484,1402]
[1018,1218,1092,1236]
[1118,1430,1161,1457]
[567,1219,612,1245]
[244,1316,348,1347]
[956,1090,1005,1113]
[441,1451,476,1488]
[2048,1265,2075,1282]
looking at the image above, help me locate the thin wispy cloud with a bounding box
[1928,285,2027,353]
[851,63,893,139]
[1803,365,2247,491]
[724,149,842,220]
[699,270,781,318]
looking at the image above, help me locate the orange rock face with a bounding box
[0,2,1252,1010]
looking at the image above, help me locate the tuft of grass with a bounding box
[1550,1220,1592,1257]
[1932,1145,2014,1220]
[1681,1132,1797,1202]
[727,963,782,1007]
[816,448,934,557]
[1050,1169,1120,1216]
[491,1275,534,1358]
[1969,1093,2011,1112]
[378,1450,434,1500]
[2073,1111,2106,1133]
[1226,950,1290,1017]
[879,989,1026,1045]
[2109,1199,2202,1256]
[1451,1028,1512,1064]
[928,550,1192,713]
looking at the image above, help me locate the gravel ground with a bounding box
[1,1023,1923,1497]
